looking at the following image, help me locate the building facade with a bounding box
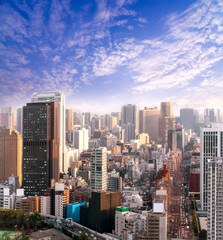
[31,92,65,172]
[23,102,59,196]
[0,129,22,185]
[144,107,160,144]
[0,106,14,130]
[90,147,107,191]
[200,123,223,211]
[207,157,223,240]
[121,104,139,136]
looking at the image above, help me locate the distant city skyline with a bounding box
[1,0,223,113]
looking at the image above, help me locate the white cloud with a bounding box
[138,17,147,23]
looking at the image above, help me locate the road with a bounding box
[168,155,192,239]
[43,217,114,240]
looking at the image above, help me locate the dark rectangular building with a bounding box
[80,191,121,233]
[23,102,59,196]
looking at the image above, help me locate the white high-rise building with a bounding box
[0,106,14,130]
[40,195,51,215]
[31,92,65,172]
[207,157,223,240]
[90,147,107,191]
[200,123,223,211]
[73,128,89,155]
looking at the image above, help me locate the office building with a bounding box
[0,129,22,185]
[139,133,150,145]
[139,109,145,134]
[67,202,86,222]
[100,134,117,149]
[200,123,223,211]
[73,112,81,125]
[109,116,118,131]
[168,126,184,152]
[130,139,140,152]
[180,108,196,130]
[81,113,85,128]
[189,168,200,193]
[108,177,122,192]
[9,175,20,193]
[90,147,107,191]
[121,104,139,135]
[16,108,23,134]
[146,212,167,240]
[23,102,59,196]
[65,109,73,143]
[91,116,101,133]
[111,112,121,126]
[0,106,14,130]
[207,157,223,240]
[144,107,160,143]
[124,123,136,143]
[112,126,121,140]
[159,102,175,146]
[55,182,70,219]
[40,194,51,215]
[84,112,91,128]
[20,196,39,213]
[73,128,89,155]
[80,191,121,233]
[31,92,65,172]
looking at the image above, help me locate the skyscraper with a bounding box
[144,107,160,143]
[31,92,65,172]
[65,109,73,132]
[73,128,89,155]
[200,123,223,211]
[204,108,217,125]
[168,126,184,152]
[160,102,172,117]
[124,123,135,143]
[139,109,145,134]
[91,116,101,133]
[207,157,223,239]
[84,112,91,128]
[90,147,107,191]
[23,102,59,196]
[16,108,23,134]
[159,102,175,146]
[65,109,73,143]
[180,108,196,130]
[0,106,14,130]
[0,129,22,185]
[121,104,139,135]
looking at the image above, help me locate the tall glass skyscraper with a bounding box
[31,92,65,172]
[23,102,59,196]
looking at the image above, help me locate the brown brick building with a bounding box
[20,196,40,213]
[0,129,22,185]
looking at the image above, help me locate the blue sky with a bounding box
[0,0,223,114]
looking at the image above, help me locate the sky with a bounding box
[0,0,223,114]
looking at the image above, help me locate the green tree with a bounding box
[79,231,89,240]
[29,211,42,230]
[199,229,207,240]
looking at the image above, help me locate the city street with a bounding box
[168,157,191,239]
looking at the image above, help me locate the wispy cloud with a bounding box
[131,0,223,92]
